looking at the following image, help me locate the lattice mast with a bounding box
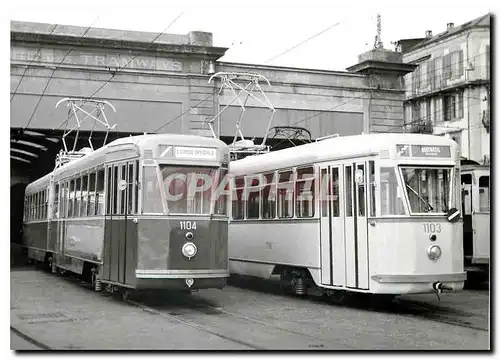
[205,72,276,160]
[374,13,384,50]
[54,98,117,168]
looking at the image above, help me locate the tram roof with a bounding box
[25,133,228,193]
[230,133,458,176]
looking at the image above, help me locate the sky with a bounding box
[5,0,496,72]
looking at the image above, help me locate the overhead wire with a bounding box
[264,12,363,65]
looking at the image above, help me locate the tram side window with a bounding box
[119,165,127,215]
[331,168,340,217]
[357,164,365,217]
[246,175,261,219]
[320,169,328,217]
[479,176,490,212]
[380,167,406,216]
[142,166,163,214]
[69,179,75,218]
[296,166,315,218]
[214,167,229,216]
[134,161,139,214]
[127,163,135,214]
[345,166,353,217]
[53,184,60,218]
[113,166,119,215]
[87,172,96,216]
[261,172,276,219]
[75,177,82,218]
[232,177,245,220]
[43,189,48,219]
[105,167,112,215]
[277,170,294,218]
[96,169,105,215]
[369,161,376,217]
[80,174,88,217]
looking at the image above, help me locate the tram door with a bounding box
[344,162,369,290]
[319,166,346,286]
[461,174,473,262]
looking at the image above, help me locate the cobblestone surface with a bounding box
[10,267,490,350]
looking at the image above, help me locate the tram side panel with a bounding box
[368,219,464,294]
[23,221,49,262]
[101,217,138,287]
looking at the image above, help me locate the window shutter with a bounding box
[427,59,434,90]
[458,50,464,77]
[444,54,451,79]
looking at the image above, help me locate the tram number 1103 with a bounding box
[423,223,442,233]
[180,221,197,230]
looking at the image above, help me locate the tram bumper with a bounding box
[370,272,466,294]
[134,269,229,290]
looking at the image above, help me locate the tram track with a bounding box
[11,326,51,350]
[225,277,489,333]
[125,294,355,350]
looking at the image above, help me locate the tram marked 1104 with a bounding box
[22,134,231,296]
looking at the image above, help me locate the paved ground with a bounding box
[10,267,490,350]
[11,330,42,351]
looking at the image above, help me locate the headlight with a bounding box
[182,242,197,260]
[427,245,442,261]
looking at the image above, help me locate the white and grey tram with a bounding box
[228,133,466,297]
[461,163,490,281]
[22,134,230,294]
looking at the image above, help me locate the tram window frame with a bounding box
[87,171,96,216]
[246,174,261,219]
[134,161,140,214]
[331,167,340,217]
[96,168,105,216]
[44,189,48,219]
[320,169,330,217]
[127,162,135,214]
[232,176,245,220]
[478,175,490,212]
[261,172,277,219]
[214,167,229,216]
[54,184,60,218]
[296,166,315,218]
[380,167,406,216]
[369,161,376,217]
[80,173,88,217]
[357,164,366,217]
[105,167,112,215]
[345,166,353,217]
[277,169,294,219]
[113,166,119,215]
[75,177,82,218]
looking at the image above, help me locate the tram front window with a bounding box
[400,167,452,214]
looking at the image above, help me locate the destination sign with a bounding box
[175,146,217,160]
[396,144,451,158]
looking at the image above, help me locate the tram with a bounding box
[228,133,466,297]
[22,134,230,295]
[460,163,490,281]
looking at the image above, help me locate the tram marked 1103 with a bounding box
[227,133,467,299]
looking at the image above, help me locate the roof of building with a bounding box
[403,13,491,53]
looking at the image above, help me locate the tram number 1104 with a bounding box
[180,221,197,230]
[423,223,442,233]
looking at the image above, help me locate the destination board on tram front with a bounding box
[396,144,451,158]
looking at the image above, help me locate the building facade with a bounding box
[397,14,491,164]
[11,20,412,181]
